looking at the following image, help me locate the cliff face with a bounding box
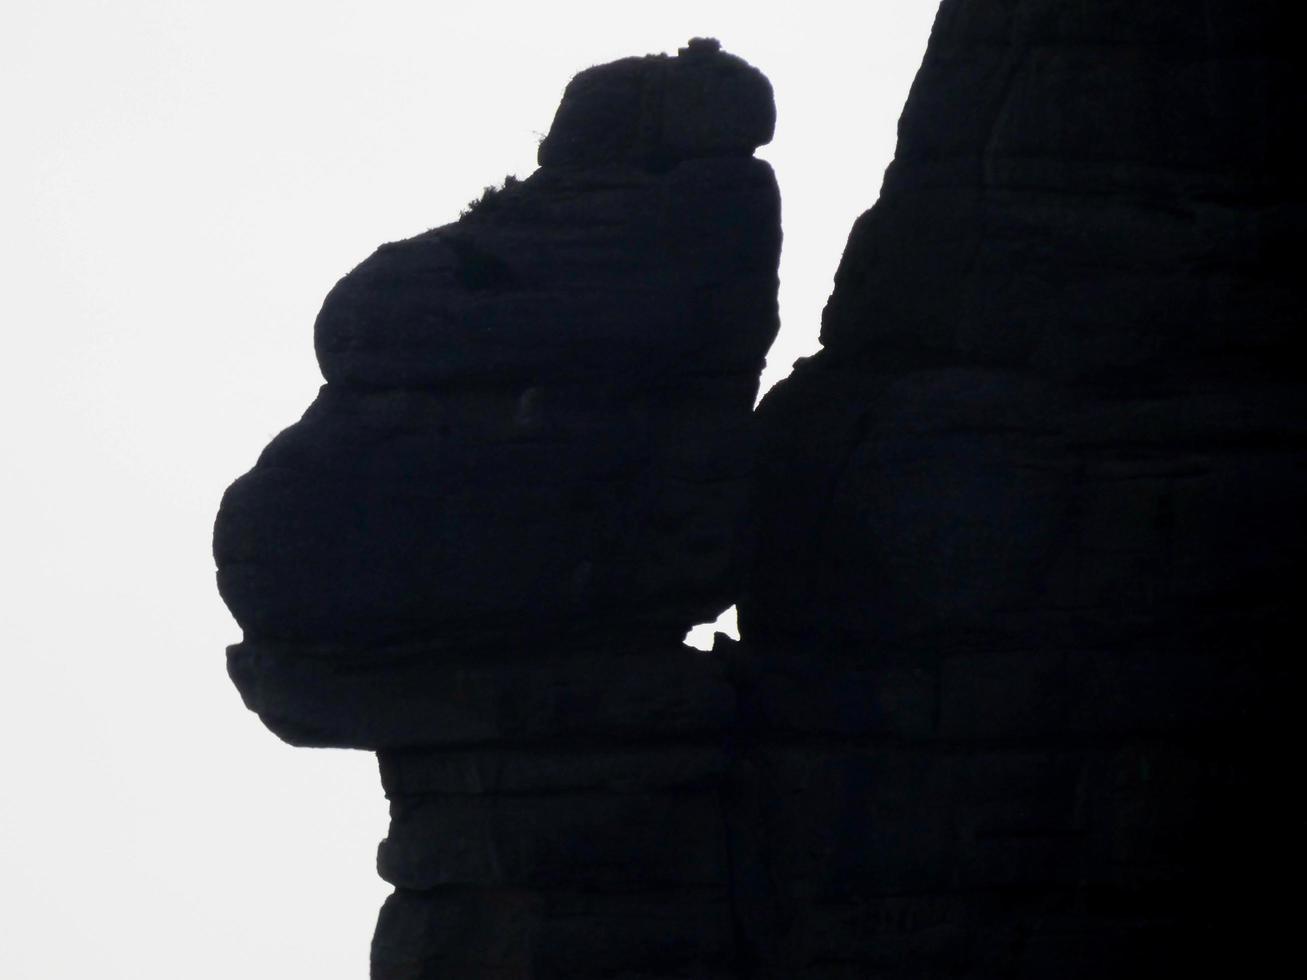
[216,6,1302,977]
[737,0,1303,973]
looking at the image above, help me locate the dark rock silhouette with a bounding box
[737,0,1302,974]
[215,38,777,978]
[216,6,1303,977]
[215,37,779,746]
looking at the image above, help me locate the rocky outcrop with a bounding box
[217,6,1303,977]
[738,0,1303,973]
[216,37,779,739]
[215,38,779,977]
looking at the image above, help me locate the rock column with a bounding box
[215,39,780,978]
[738,1,1303,974]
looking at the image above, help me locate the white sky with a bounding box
[1,2,937,976]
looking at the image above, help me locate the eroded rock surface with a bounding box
[217,7,1302,977]
[215,38,778,979]
[216,37,779,739]
[738,0,1302,974]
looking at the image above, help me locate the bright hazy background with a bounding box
[1,2,936,976]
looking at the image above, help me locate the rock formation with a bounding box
[737,0,1303,974]
[215,38,779,977]
[216,6,1303,976]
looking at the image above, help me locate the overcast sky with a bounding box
[1,2,936,976]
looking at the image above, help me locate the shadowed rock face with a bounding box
[737,0,1303,974]
[539,37,775,170]
[215,38,780,736]
[215,39,778,980]
[745,0,1304,650]
[217,7,1302,978]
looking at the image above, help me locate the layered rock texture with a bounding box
[216,37,779,743]
[738,0,1303,974]
[216,6,1303,977]
[215,38,779,978]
